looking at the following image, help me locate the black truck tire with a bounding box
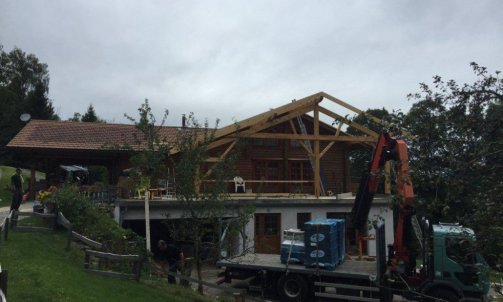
[277,274,309,302]
[427,288,459,302]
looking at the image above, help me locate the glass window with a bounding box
[264,214,279,235]
[445,237,476,265]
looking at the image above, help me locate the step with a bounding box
[315,292,380,302]
[314,282,380,292]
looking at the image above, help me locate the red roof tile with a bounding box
[7,120,180,151]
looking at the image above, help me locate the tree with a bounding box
[26,81,56,120]
[346,108,400,186]
[68,112,82,122]
[82,104,99,122]
[405,63,503,261]
[167,114,253,294]
[125,99,171,252]
[0,45,57,164]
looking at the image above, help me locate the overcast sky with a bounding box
[1,1,502,127]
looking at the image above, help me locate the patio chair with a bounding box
[233,176,245,193]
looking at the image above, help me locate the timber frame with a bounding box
[195,92,389,197]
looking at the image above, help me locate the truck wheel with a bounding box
[277,274,309,302]
[427,288,459,302]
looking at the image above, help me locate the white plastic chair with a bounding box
[233,176,245,193]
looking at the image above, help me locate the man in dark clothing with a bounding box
[158,240,184,284]
[10,168,23,212]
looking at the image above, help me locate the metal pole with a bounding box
[145,192,151,252]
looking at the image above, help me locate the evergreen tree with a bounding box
[81,104,98,122]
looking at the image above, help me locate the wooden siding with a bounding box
[204,117,365,195]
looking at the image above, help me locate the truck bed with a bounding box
[217,253,377,280]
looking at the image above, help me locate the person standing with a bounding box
[10,168,23,212]
[158,240,184,284]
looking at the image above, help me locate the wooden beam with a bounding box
[320,142,335,158]
[336,120,343,136]
[206,102,318,151]
[318,106,378,138]
[233,132,376,142]
[204,140,237,177]
[320,92,413,137]
[314,105,320,197]
[213,92,324,140]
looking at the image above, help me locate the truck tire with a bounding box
[427,288,459,302]
[277,274,309,302]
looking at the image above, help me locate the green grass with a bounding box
[0,229,219,302]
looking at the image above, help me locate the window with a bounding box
[254,161,281,180]
[289,161,312,180]
[445,237,476,265]
[264,214,279,235]
[297,212,311,230]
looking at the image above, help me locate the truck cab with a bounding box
[426,223,490,301]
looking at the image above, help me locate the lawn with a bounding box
[0,229,221,302]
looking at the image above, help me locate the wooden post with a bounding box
[133,259,142,282]
[233,293,244,302]
[4,215,9,241]
[84,252,90,269]
[314,106,320,197]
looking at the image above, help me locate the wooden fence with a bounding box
[10,211,57,232]
[84,250,142,281]
[0,212,12,245]
[1,209,246,301]
[3,210,143,283]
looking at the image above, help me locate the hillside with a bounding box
[0,229,222,302]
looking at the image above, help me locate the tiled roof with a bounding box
[7,120,180,151]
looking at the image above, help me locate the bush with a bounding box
[55,185,145,256]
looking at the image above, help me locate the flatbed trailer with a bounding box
[217,225,390,302]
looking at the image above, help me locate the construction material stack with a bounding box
[280,229,305,264]
[303,218,345,270]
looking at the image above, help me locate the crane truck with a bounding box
[216,132,490,302]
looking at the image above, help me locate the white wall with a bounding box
[242,198,394,257]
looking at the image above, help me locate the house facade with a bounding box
[8,92,395,255]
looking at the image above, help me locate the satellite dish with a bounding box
[20,113,31,122]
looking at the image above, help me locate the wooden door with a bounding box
[254,213,281,254]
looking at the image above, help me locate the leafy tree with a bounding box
[405,63,503,261]
[167,113,253,294]
[124,99,171,252]
[0,45,57,164]
[0,45,49,98]
[69,112,82,122]
[125,99,170,183]
[347,108,399,185]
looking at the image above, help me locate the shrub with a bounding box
[55,185,145,256]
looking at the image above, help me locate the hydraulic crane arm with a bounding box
[350,132,415,271]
